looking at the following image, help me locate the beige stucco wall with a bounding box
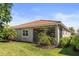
[16,28,33,42]
[62,28,71,37]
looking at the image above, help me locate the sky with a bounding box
[10,3,79,30]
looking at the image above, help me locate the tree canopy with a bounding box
[0,3,16,41]
[0,3,13,25]
[69,27,75,35]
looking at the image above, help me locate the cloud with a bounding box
[54,13,79,21]
[10,10,44,26]
[10,16,30,26]
[53,12,79,30]
[10,10,33,26]
[54,13,74,21]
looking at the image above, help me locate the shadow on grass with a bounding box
[59,47,79,56]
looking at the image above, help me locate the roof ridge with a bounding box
[39,19,61,23]
[14,19,61,27]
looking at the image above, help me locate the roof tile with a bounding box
[14,20,60,29]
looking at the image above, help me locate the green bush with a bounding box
[0,25,17,41]
[0,33,4,40]
[38,32,53,46]
[76,44,79,50]
[3,27,17,40]
[60,37,71,47]
[70,35,79,50]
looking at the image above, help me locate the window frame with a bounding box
[22,29,28,36]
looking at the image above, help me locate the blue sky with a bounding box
[10,3,79,30]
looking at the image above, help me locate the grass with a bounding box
[0,41,78,56]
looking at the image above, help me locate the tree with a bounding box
[0,3,13,27]
[69,27,75,35]
[77,29,79,35]
[0,3,13,41]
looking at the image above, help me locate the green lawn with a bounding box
[0,42,78,56]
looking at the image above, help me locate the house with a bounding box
[77,29,79,35]
[14,20,71,45]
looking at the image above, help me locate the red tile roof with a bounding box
[13,20,70,32]
[14,20,57,29]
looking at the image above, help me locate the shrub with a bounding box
[0,33,4,40]
[37,32,53,46]
[2,25,17,40]
[60,37,71,47]
[0,25,17,41]
[76,44,79,50]
[70,35,79,50]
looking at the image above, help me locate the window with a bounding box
[23,30,28,36]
